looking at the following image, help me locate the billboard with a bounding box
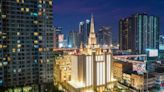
[133,62,146,73]
[148,49,158,57]
[58,34,64,42]
[146,49,158,61]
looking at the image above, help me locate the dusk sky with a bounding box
[53,0,164,41]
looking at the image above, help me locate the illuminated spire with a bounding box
[90,14,95,33]
[88,14,97,46]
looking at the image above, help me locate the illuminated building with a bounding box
[97,26,112,46]
[0,0,53,88]
[155,67,164,90]
[113,61,132,82]
[67,15,113,92]
[113,57,157,91]
[54,55,71,84]
[119,18,133,51]
[119,13,159,54]
[131,73,156,91]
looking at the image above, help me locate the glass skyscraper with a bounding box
[0,0,53,88]
[119,13,159,54]
[97,26,112,46]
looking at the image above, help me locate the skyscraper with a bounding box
[159,35,164,50]
[78,19,90,47]
[0,0,53,88]
[86,19,91,39]
[79,21,85,45]
[97,26,112,46]
[119,13,159,54]
[68,30,79,48]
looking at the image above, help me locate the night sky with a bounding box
[53,0,164,41]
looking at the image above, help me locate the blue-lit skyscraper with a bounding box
[119,13,159,54]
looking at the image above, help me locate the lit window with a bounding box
[3,58,6,60]
[26,8,29,12]
[33,21,38,24]
[38,4,42,8]
[47,59,49,63]
[22,0,24,3]
[39,0,42,3]
[2,15,6,19]
[49,1,52,5]
[12,48,16,52]
[3,45,7,48]
[39,36,42,40]
[17,44,21,48]
[16,0,20,3]
[39,48,43,52]
[17,40,20,43]
[0,63,2,67]
[13,69,16,73]
[34,32,39,36]
[17,32,20,36]
[34,40,38,44]
[2,36,6,39]
[38,12,42,16]
[21,8,24,12]
[0,44,2,49]
[7,57,11,61]
[17,49,21,52]
[3,62,8,65]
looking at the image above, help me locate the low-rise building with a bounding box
[131,73,156,91]
[123,72,131,86]
[113,61,132,82]
[54,55,71,84]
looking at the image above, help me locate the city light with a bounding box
[0,0,163,92]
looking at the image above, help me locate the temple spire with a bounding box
[90,14,95,33]
[88,14,97,46]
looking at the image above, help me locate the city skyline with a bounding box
[53,0,164,41]
[0,0,164,92]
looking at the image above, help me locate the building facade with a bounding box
[97,26,112,46]
[79,20,91,46]
[159,35,164,50]
[119,13,159,54]
[0,0,53,88]
[68,30,79,48]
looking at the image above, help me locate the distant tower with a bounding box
[88,15,97,46]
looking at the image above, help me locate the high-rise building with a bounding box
[159,35,164,50]
[0,0,53,88]
[119,18,132,50]
[119,13,160,54]
[68,30,79,48]
[86,19,91,39]
[79,21,85,46]
[97,26,112,46]
[54,27,63,48]
[78,19,90,47]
